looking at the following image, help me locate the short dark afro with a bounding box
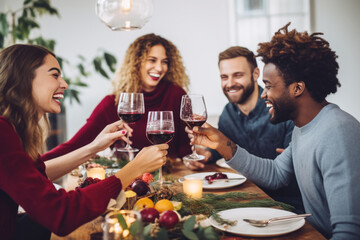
[257,22,340,102]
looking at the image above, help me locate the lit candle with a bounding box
[183,179,202,199]
[86,167,105,180]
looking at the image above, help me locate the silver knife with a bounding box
[204,177,245,183]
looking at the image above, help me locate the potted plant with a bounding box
[0,0,117,150]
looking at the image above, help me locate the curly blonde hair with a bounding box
[0,44,51,160]
[112,33,189,103]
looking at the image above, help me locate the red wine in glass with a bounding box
[117,93,145,152]
[118,112,143,124]
[146,111,174,185]
[147,130,175,144]
[184,119,206,129]
[180,94,207,162]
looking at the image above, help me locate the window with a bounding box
[230,0,311,53]
[228,0,310,84]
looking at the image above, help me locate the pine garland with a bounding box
[172,192,294,225]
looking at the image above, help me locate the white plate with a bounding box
[183,172,246,189]
[209,207,305,237]
[216,158,232,169]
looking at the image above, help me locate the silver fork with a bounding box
[243,213,312,227]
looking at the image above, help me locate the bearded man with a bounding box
[187,24,360,239]
[186,46,303,213]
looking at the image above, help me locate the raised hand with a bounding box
[133,144,169,173]
[88,120,133,153]
[186,122,237,161]
[184,147,212,170]
[115,144,169,188]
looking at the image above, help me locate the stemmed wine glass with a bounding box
[180,94,207,161]
[117,93,145,152]
[146,111,175,185]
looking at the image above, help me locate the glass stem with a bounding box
[125,131,132,149]
[159,167,163,185]
[191,145,198,156]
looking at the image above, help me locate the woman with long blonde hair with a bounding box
[43,33,192,161]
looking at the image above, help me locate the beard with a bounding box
[268,94,295,124]
[223,76,255,104]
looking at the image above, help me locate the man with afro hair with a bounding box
[187,23,360,239]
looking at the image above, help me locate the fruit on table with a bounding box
[140,208,159,223]
[170,201,182,211]
[125,190,137,198]
[134,197,154,211]
[141,173,154,184]
[159,210,179,229]
[77,177,101,189]
[154,199,174,213]
[205,172,228,181]
[131,179,150,196]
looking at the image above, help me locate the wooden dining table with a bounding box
[51,159,325,240]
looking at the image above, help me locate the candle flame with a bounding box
[114,222,122,233]
[123,229,130,237]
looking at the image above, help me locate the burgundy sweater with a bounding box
[42,80,192,160]
[0,117,122,239]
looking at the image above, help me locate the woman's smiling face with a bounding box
[140,44,169,92]
[32,54,68,118]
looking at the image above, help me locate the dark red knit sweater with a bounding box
[0,117,122,239]
[42,80,192,160]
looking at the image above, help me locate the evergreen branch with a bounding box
[202,192,257,201]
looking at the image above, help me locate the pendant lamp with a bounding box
[96,0,153,31]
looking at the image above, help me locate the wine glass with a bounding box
[117,93,145,153]
[180,94,207,162]
[146,111,174,185]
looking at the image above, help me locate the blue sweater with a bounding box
[211,87,303,212]
[227,103,360,239]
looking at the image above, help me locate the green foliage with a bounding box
[172,192,294,224]
[142,216,219,240]
[92,156,129,169]
[0,0,117,105]
[116,214,128,230]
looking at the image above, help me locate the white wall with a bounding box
[1,0,359,140]
[311,0,360,122]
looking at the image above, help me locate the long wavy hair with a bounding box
[0,44,53,160]
[257,23,340,103]
[112,33,190,103]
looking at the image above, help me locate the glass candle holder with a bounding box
[103,210,143,240]
[183,179,202,199]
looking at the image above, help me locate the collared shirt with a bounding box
[213,86,293,160]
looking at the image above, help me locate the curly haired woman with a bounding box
[42,33,192,162]
[0,44,168,239]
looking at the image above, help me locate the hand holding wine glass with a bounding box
[180,94,207,162]
[146,111,174,185]
[117,93,145,153]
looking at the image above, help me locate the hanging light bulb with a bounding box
[96,0,153,31]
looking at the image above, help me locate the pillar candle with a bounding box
[86,167,106,180]
[183,179,202,199]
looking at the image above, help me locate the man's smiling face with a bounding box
[220,56,257,104]
[261,63,296,124]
